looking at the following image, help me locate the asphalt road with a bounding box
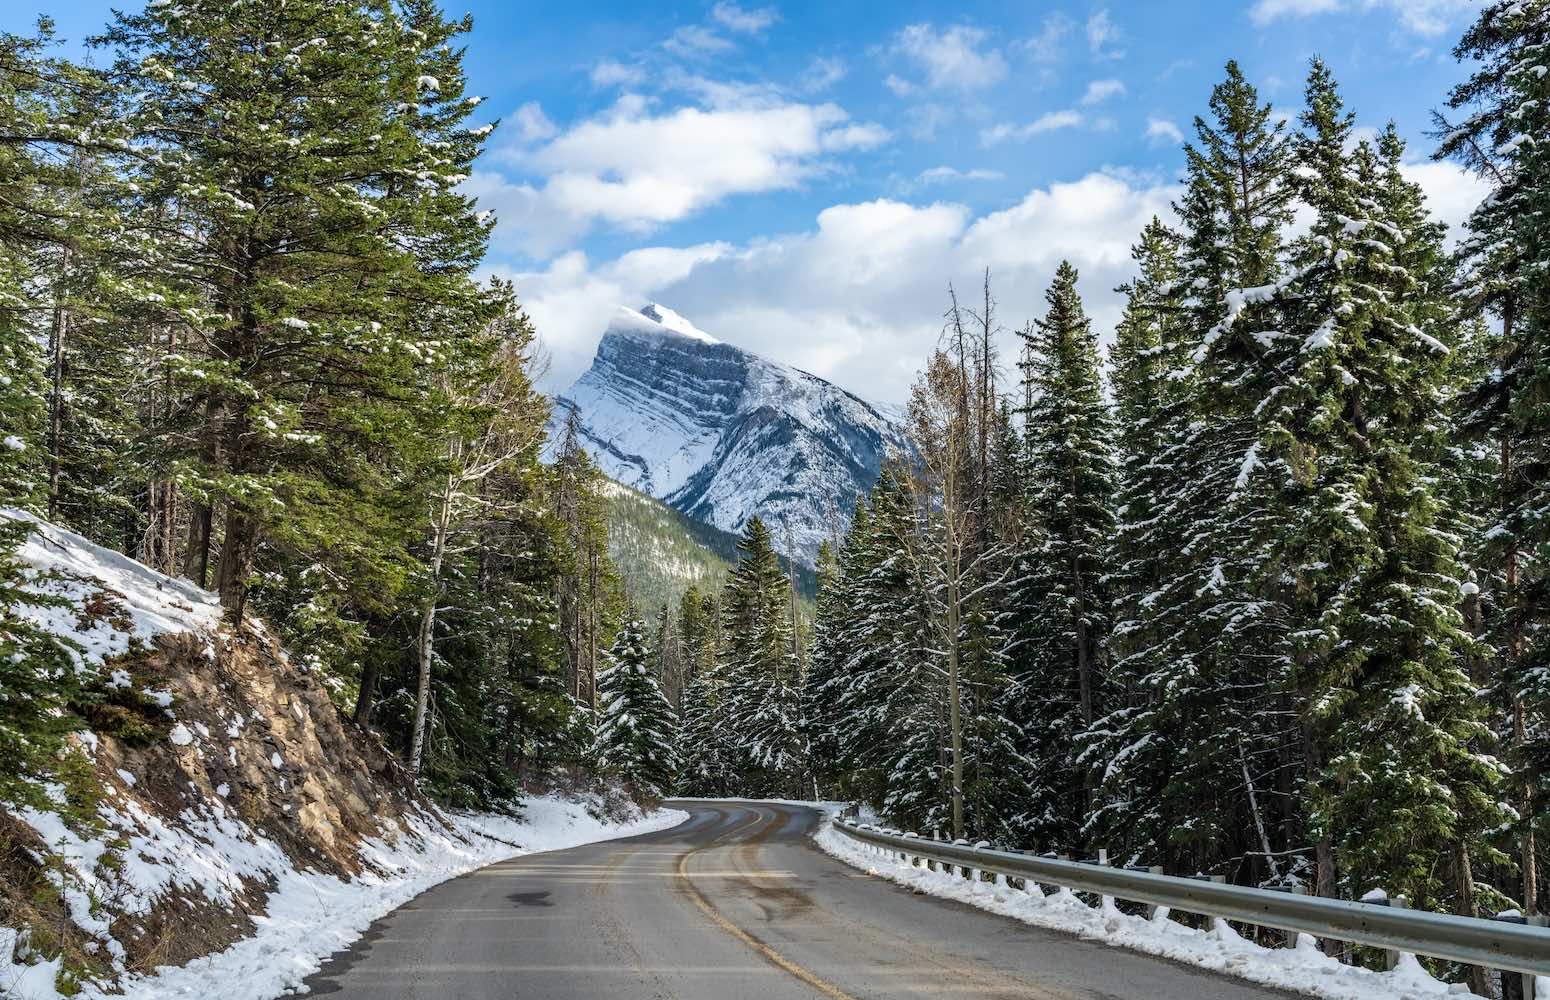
[301,800,1295,999]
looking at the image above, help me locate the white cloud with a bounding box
[665,25,735,56]
[1400,160,1491,244]
[820,122,891,151]
[893,23,1008,91]
[591,60,645,89]
[474,97,888,256]
[800,56,847,92]
[1087,9,1125,60]
[917,166,1004,185]
[1248,0,1472,36]
[1145,117,1185,145]
[511,102,557,144]
[711,2,778,34]
[981,110,1084,146]
[508,170,1179,402]
[1081,79,1127,105]
[884,74,915,97]
[1024,12,1074,62]
[1250,0,1342,20]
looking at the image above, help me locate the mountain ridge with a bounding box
[551,304,905,564]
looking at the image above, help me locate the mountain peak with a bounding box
[638,303,718,344]
[550,309,905,565]
[606,303,719,345]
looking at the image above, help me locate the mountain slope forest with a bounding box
[0,0,1547,983]
[602,477,817,618]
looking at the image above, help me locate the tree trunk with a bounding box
[186,395,224,588]
[587,543,599,712]
[47,248,69,522]
[1451,842,1491,996]
[1240,739,1280,882]
[214,505,255,621]
[947,566,964,842]
[353,656,379,728]
[410,477,454,777]
[409,593,437,775]
[187,503,211,589]
[1517,698,1538,915]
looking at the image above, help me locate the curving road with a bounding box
[302,800,1293,999]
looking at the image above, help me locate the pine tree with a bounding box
[595,616,678,796]
[1145,62,1300,879]
[1299,122,1509,919]
[1010,261,1117,851]
[720,517,802,796]
[551,408,617,713]
[801,540,847,798]
[97,0,495,622]
[1081,219,1190,862]
[1,22,119,514]
[1436,0,1550,917]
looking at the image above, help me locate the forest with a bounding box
[0,0,1545,943]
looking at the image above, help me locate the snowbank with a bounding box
[4,794,684,1000]
[0,510,689,1000]
[2,508,222,671]
[815,819,1527,1000]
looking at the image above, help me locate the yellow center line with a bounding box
[676,807,858,1000]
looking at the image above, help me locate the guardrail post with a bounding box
[1144,866,1164,919]
[1533,915,1548,1000]
[1284,886,1307,947]
[1097,849,1117,914]
[1385,895,1409,971]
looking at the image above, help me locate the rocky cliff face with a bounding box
[552,305,904,564]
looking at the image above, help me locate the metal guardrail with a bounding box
[831,819,1550,985]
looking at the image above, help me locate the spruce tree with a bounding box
[96,0,495,620]
[801,539,847,798]
[1437,0,1550,916]
[1081,219,1190,862]
[595,616,677,796]
[1147,62,1300,878]
[676,586,732,795]
[719,517,802,796]
[1,22,119,514]
[1302,123,1508,917]
[1011,261,1117,850]
[676,661,728,796]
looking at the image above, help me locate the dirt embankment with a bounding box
[1,607,437,993]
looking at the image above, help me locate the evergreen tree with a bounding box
[1437,0,1550,917]
[720,517,802,796]
[1146,62,1300,879]
[1,22,119,514]
[97,0,495,622]
[595,616,677,796]
[551,407,618,712]
[1300,121,1509,917]
[674,587,729,796]
[1010,261,1117,851]
[801,540,847,797]
[1081,219,1190,862]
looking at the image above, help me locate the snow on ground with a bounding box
[1,508,222,672]
[3,795,687,1000]
[815,818,1540,1000]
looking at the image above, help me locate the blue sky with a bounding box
[9,0,1490,402]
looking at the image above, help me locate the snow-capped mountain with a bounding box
[550,304,905,565]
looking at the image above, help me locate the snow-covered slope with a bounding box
[0,512,685,1000]
[551,304,905,564]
